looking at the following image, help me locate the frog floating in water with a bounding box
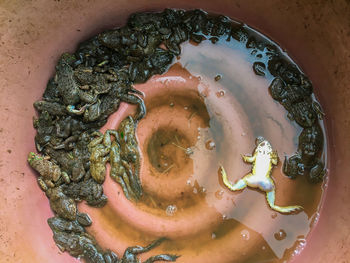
[221,137,303,214]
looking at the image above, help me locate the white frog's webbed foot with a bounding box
[266,190,303,214]
[220,166,248,191]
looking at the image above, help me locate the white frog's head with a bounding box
[255,137,273,155]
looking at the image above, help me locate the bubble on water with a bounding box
[216,90,225,97]
[222,214,227,220]
[202,187,207,193]
[215,190,224,200]
[292,238,307,257]
[310,212,321,226]
[240,229,250,240]
[166,205,177,216]
[274,229,287,241]
[205,140,216,150]
[211,233,216,239]
[186,179,191,185]
[271,212,278,219]
[185,147,194,155]
[214,74,222,81]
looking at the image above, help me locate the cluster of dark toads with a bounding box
[27,8,326,263]
[231,25,326,183]
[267,61,326,183]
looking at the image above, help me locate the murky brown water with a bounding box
[80,25,327,263]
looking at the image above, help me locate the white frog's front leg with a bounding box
[270,150,279,165]
[241,154,256,163]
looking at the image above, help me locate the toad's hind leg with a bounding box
[112,174,133,200]
[221,166,248,191]
[266,190,303,213]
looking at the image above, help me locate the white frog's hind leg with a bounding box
[221,166,248,191]
[266,190,303,213]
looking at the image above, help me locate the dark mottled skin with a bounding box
[28,152,70,191]
[284,124,325,183]
[283,154,304,179]
[45,147,86,182]
[117,116,142,198]
[308,160,326,183]
[48,216,85,233]
[298,124,324,167]
[63,178,107,207]
[56,53,81,105]
[46,186,77,221]
[34,101,67,116]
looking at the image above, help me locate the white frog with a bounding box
[221,137,303,213]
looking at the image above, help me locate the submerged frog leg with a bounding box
[120,171,137,200]
[266,190,303,213]
[127,238,166,255]
[112,174,133,200]
[122,238,178,263]
[110,166,136,201]
[221,166,248,191]
[122,160,142,199]
[143,254,180,263]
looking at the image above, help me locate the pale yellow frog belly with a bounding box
[245,174,274,192]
